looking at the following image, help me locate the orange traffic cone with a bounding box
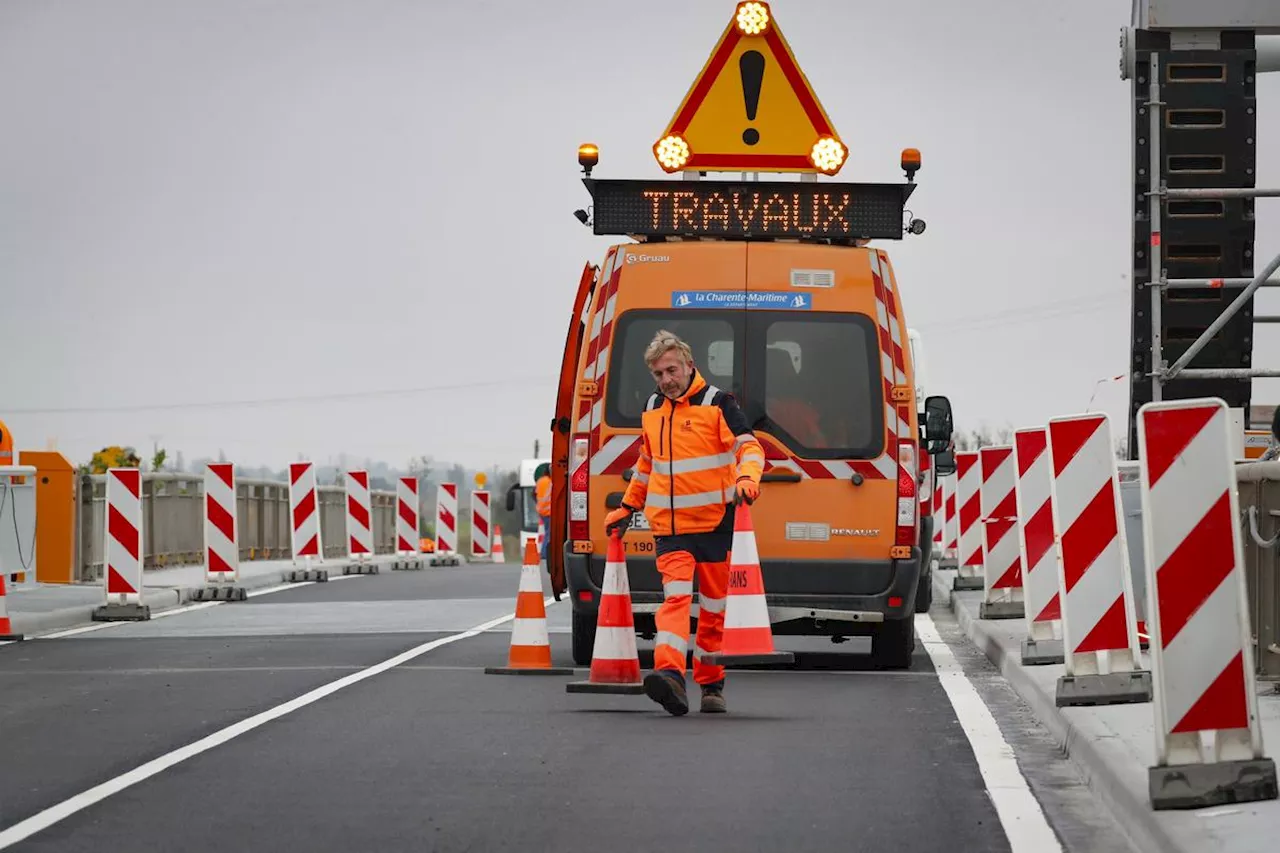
[0,574,24,641]
[485,540,573,675]
[566,532,644,694]
[492,525,506,564]
[702,503,793,666]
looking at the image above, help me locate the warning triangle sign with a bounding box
[654,2,844,175]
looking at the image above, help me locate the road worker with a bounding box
[0,419,12,467]
[534,463,552,563]
[604,330,765,716]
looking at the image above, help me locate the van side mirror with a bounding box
[932,447,956,477]
[923,395,954,455]
[505,484,518,513]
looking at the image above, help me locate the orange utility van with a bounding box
[546,154,955,669]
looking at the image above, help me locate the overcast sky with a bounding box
[2,0,1277,470]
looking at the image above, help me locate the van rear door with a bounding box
[549,262,600,597]
[740,243,904,596]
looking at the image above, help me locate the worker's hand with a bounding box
[604,507,633,536]
[733,477,760,506]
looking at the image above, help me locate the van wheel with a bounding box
[572,610,597,666]
[915,565,933,613]
[871,617,916,670]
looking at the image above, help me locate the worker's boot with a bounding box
[643,669,689,716]
[700,680,726,714]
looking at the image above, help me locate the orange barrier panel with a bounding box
[18,451,76,584]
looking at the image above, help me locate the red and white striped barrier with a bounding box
[942,472,958,565]
[432,483,461,566]
[92,468,150,621]
[289,462,321,562]
[191,462,250,600]
[471,490,491,561]
[1012,428,1063,665]
[390,477,423,571]
[954,451,984,590]
[204,463,239,584]
[286,461,326,582]
[978,446,1024,619]
[930,459,944,560]
[1047,412,1150,706]
[346,470,372,561]
[1138,398,1277,808]
[396,477,418,555]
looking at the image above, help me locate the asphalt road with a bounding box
[0,562,1139,852]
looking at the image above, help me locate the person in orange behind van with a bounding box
[534,463,552,563]
[603,330,765,716]
[0,419,12,467]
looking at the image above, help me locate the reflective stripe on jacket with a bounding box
[619,369,764,538]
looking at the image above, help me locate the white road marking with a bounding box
[915,613,1064,853]
[31,573,371,639]
[0,597,555,849]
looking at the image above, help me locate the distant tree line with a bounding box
[952,423,1128,459]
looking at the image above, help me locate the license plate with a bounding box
[631,512,650,531]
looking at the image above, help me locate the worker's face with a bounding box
[650,350,693,399]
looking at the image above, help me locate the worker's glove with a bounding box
[604,506,633,536]
[733,477,760,506]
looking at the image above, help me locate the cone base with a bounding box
[700,651,795,666]
[566,680,646,694]
[485,666,576,676]
[1,633,24,642]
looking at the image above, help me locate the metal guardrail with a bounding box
[1234,461,1280,683]
[0,466,38,588]
[75,473,398,580]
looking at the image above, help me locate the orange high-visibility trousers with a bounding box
[654,547,729,686]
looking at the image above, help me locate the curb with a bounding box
[11,589,182,637]
[8,568,301,638]
[931,568,1211,853]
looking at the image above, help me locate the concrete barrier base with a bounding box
[1020,637,1065,666]
[953,575,984,591]
[979,599,1024,620]
[190,586,248,602]
[343,561,381,575]
[92,602,151,621]
[392,557,424,571]
[1150,757,1279,811]
[1056,670,1153,707]
[287,569,328,583]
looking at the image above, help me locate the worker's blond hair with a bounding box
[644,330,693,369]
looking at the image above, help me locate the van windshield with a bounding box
[749,313,884,460]
[607,309,883,460]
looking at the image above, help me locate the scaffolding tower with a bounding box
[1121,1,1280,456]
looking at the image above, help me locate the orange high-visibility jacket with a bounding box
[535,474,552,517]
[0,419,11,467]
[620,370,765,538]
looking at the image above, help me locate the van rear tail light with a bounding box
[895,440,917,547]
[569,435,590,540]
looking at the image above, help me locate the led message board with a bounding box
[585,179,913,241]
